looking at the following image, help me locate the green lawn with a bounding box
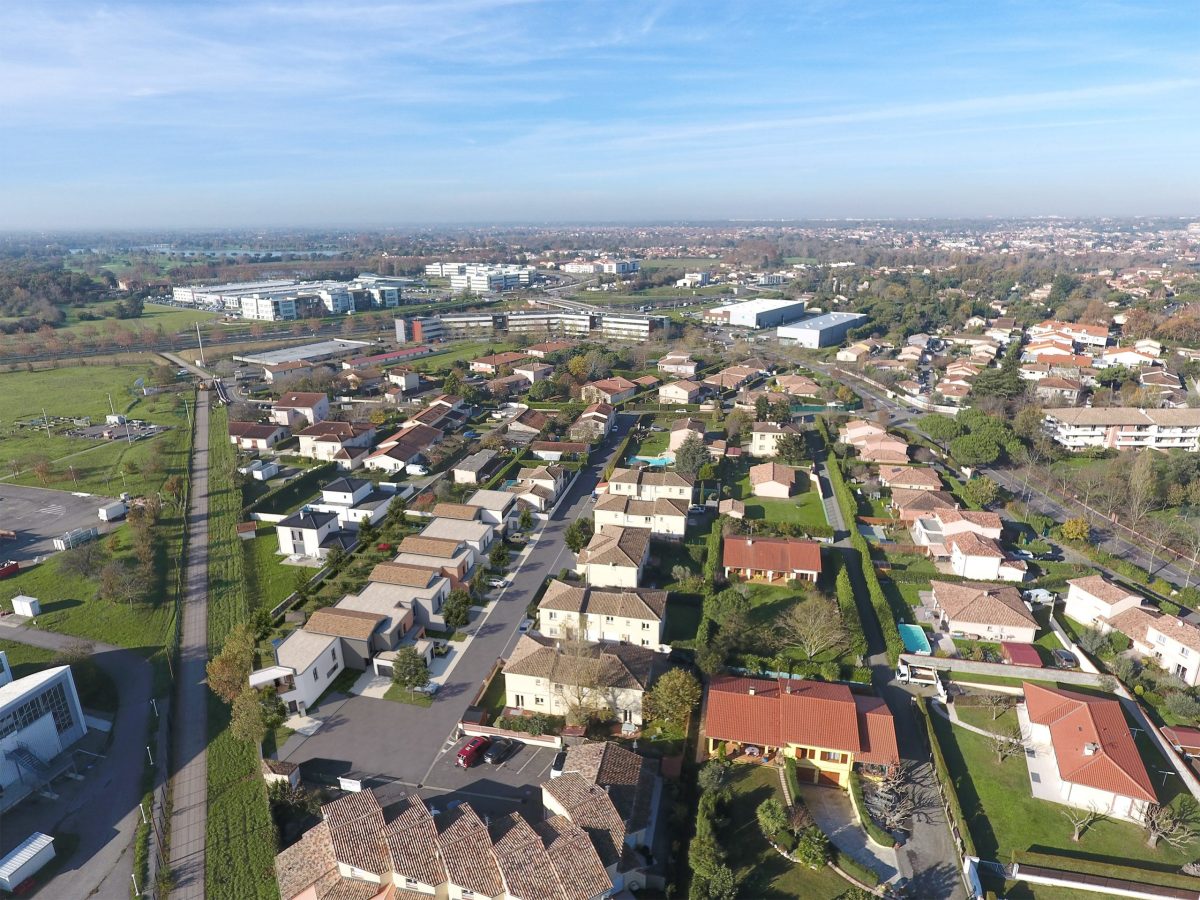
[208,405,250,649]
[638,257,722,270]
[477,670,507,721]
[411,340,519,373]
[384,683,435,706]
[243,528,297,611]
[55,302,218,337]
[731,467,828,528]
[930,710,1195,871]
[722,764,854,900]
[0,639,118,712]
[627,429,671,459]
[664,594,703,644]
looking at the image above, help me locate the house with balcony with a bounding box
[606,468,694,503]
[704,676,899,784]
[537,580,668,648]
[911,509,1003,556]
[1043,407,1200,452]
[275,510,355,560]
[1106,605,1200,687]
[305,476,398,530]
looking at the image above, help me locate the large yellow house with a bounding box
[704,676,899,786]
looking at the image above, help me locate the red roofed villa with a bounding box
[704,676,899,785]
[1022,682,1156,821]
[722,536,822,584]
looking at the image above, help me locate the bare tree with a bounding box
[989,723,1025,763]
[978,691,1016,721]
[782,597,847,661]
[1062,805,1107,842]
[1143,802,1199,850]
[868,764,916,833]
[1143,516,1176,577]
[552,625,607,726]
[1179,523,1200,589]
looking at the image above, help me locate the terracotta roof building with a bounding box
[722,536,822,584]
[704,676,898,786]
[930,580,1037,642]
[538,579,669,647]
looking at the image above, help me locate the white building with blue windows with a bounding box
[0,656,87,804]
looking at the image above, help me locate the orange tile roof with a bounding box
[1024,682,1156,803]
[721,536,822,576]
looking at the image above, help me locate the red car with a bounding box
[0,561,18,580]
[456,736,491,769]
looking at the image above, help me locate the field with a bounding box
[411,340,519,373]
[58,302,218,336]
[243,528,297,612]
[930,711,1193,870]
[638,257,723,270]
[0,638,118,712]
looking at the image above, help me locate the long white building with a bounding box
[173,274,406,319]
[0,657,87,804]
[1044,407,1200,451]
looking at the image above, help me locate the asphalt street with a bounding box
[281,414,635,802]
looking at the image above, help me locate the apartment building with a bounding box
[1043,407,1200,451]
[537,579,668,647]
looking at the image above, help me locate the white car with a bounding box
[488,578,506,589]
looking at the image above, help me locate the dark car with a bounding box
[1052,649,1078,669]
[483,737,519,765]
[456,736,491,768]
[1036,550,1064,562]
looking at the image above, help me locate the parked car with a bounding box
[1035,550,1064,562]
[483,737,519,765]
[1012,549,1035,561]
[456,736,491,768]
[1052,649,1079,669]
[0,560,19,580]
[487,578,507,589]
[549,750,567,779]
[518,618,533,634]
[688,504,706,514]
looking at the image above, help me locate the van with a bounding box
[456,736,491,768]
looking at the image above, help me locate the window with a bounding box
[1184,648,1191,658]
[331,647,337,662]
[534,696,545,706]
[642,622,651,629]
[327,664,338,678]
[548,611,557,620]
[605,615,615,622]
[821,750,843,763]
[514,695,525,707]
[313,670,320,682]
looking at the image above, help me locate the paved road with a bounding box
[281,414,636,793]
[166,388,211,899]
[0,625,152,900]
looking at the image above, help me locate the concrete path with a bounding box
[796,782,900,884]
[0,625,153,900]
[166,388,211,899]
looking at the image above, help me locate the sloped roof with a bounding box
[436,805,503,897]
[503,634,662,691]
[431,502,481,521]
[541,774,627,869]
[321,791,388,875]
[534,816,614,900]
[369,561,439,588]
[397,536,462,558]
[538,579,668,622]
[1069,575,1143,607]
[305,608,385,641]
[576,525,650,569]
[878,465,942,489]
[382,793,445,888]
[749,462,796,486]
[721,536,822,575]
[948,531,1005,559]
[561,741,658,834]
[1024,682,1156,803]
[931,580,1036,629]
[891,488,958,513]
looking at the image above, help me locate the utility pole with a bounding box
[195,321,206,366]
[42,407,51,438]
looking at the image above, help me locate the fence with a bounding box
[459,721,563,749]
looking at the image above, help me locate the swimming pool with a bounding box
[631,455,673,467]
[898,623,932,655]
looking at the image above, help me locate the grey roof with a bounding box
[455,449,498,474]
[279,510,339,530]
[324,476,371,494]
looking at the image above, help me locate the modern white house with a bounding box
[0,662,88,803]
[305,476,397,530]
[1063,575,1145,629]
[419,517,495,558]
[748,421,800,458]
[466,488,519,532]
[275,510,354,559]
[947,533,1026,581]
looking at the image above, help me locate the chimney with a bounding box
[785,680,793,694]
[748,687,756,696]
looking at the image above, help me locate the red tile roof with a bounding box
[705,676,898,764]
[721,536,822,576]
[1001,642,1043,667]
[1024,682,1156,803]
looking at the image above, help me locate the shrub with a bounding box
[794,826,830,868]
[496,713,563,736]
[1165,691,1200,723]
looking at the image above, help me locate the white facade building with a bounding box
[1043,408,1200,451]
[0,663,87,799]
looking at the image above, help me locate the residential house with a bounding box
[1029,320,1110,348]
[537,580,668,648]
[466,488,518,531]
[393,535,475,583]
[530,440,590,461]
[452,448,499,484]
[1022,682,1156,821]
[704,676,899,785]
[513,361,554,383]
[526,340,576,358]
[1106,606,1200,687]
[362,423,443,473]
[838,420,909,463]
[1063,575,1145,629]
[749,462,796,498]
[430,502,481,522]
[570,402,616,442]
[582,377,638,405]
[703,365,758,392]
[306,476,398,530]
[1098,348,1160,369]
[669,418,706,452]
[509,464,569,512]
[469,351,530,375]
[274,790,615,900]
[228,421,289,451]
[250,629,344,714]
[878,465,942,492]
[386,366,421,393]
[409,394,468,432]
[592,494,688,539]
[718,498,745,519]
[576,525,651,588]
[836,341,875,363]
[748,421,801,458]
[488,373,528,398]
[503,633,663,726]
[774,374,822,398]
[929,580,1037,642]
[948,532,1026,582]
[1034,376,1084,406]
[420,516,494,558]
[722,536,822,584]
[263,360,313,383]
[296,421,377,468]
[658,380,703,405]
[606,468,695,503]
[368,561,452,627]
[275,510,353,559]
[506,407,549,438]
[633,375,660,390]
[657,352,698,377]
[889,488,959,522]
[270,392,331,428]
[911,509,1003,556]
[935,382,971,405]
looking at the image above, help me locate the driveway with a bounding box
[281,415,636,793]
[0,624,152,900]
[795,782,899,883]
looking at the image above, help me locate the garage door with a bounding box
[817,770,843,787]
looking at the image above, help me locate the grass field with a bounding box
[243,528,296,611]
[723,764,854,899]
[0,638,118,712]
[639,257,722,270]
[58,302,218,336]
[930,711,1194,870]
[208,405,249,650]
[733,469,828,527]
[411,340,519,373]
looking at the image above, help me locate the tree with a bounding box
[230,687,268,744]
[701,864,740,900]
[869,764,916,833]
[675,432,708,476]
[989,723,1025,762]
[782,597,846,660]
[1142,802,1199,849]
[961,477,1000,508]
[1165,691,1200,723]
[58,541,109,578]
[697,759,731,795]
[769,398,792,426]
[774,431,806,465]
[1061,517,1091,542]
[950,433,1002,467]
[978,691,1015,721]
[442,589,472,630]
[206,623,257,703]
[1077,627,1111,657]
[646,669,701,729]
[755,395,770,422]
[98,559,148,606]
[564,519,593,553]
[518,507,533,531]
[390,646,430,698]
[489,542,508,570]
[919,414,964,443]
[1062,805,1107,843]
[756,797,788,839]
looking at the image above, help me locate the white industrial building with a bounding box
[720,297,808,329]
[777,311,869,348]
[0,658,88,805]
[173,275,405,320]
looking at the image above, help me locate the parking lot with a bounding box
[0,482,118,564]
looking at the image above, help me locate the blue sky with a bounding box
[1,0,1197,227]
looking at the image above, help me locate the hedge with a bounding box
[604,430,636,481]
[835,560,868,658]
[848,769,895,848]
[916,696,977,858]
[1010,850,1200,891]
[784,757,803,802]
[483,449,528,489]
[496,712,565,736]
[245,460,336,515]
[703,519,724,589]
